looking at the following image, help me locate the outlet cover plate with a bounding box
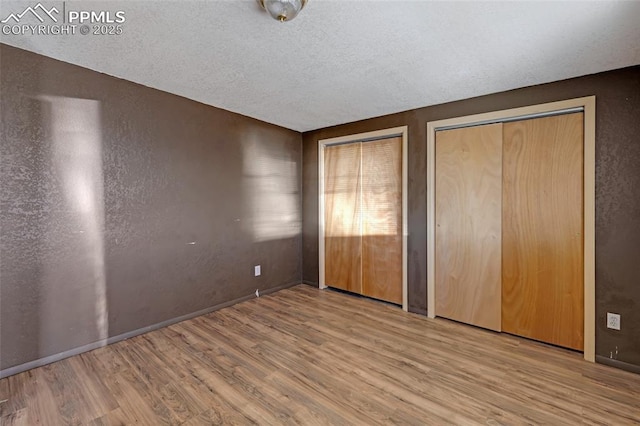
[254,265,261,277]
[607,312,621,330]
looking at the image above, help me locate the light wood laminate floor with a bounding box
[1,284,639,425]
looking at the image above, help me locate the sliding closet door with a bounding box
[361,137,403,304]
[502,113,584,350]
[435,124,503,331]
[324,143,362,294]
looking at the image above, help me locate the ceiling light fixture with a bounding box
[258,0,307,22]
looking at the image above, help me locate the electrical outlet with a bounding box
[607,312,620,330]
[254,265,261,277]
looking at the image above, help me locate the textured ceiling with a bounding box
[1,0,639,132]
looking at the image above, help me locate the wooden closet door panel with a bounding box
[324,143,362,293]
[502,113,584,351]
[362,137,403,304]
[435,124,503,331]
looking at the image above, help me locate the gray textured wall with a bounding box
[303,66,640,368]
[0,44,302,371]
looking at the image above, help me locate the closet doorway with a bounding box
[319,126,409,311]
[427,97,596,361]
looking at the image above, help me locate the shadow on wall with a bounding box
[241,131,301,244]
[0,94,108,369]
[38,96,108,344]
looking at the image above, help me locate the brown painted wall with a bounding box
[303,66,640,367]
[0,44,302,371]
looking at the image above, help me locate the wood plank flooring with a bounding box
[1,284,639,425]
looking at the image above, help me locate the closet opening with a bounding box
[318,126,409,311]
[427,97,596,361]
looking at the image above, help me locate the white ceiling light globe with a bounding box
[259,0,307,22]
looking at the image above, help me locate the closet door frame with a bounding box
[426,96,596,362]
[319,126,409,312]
